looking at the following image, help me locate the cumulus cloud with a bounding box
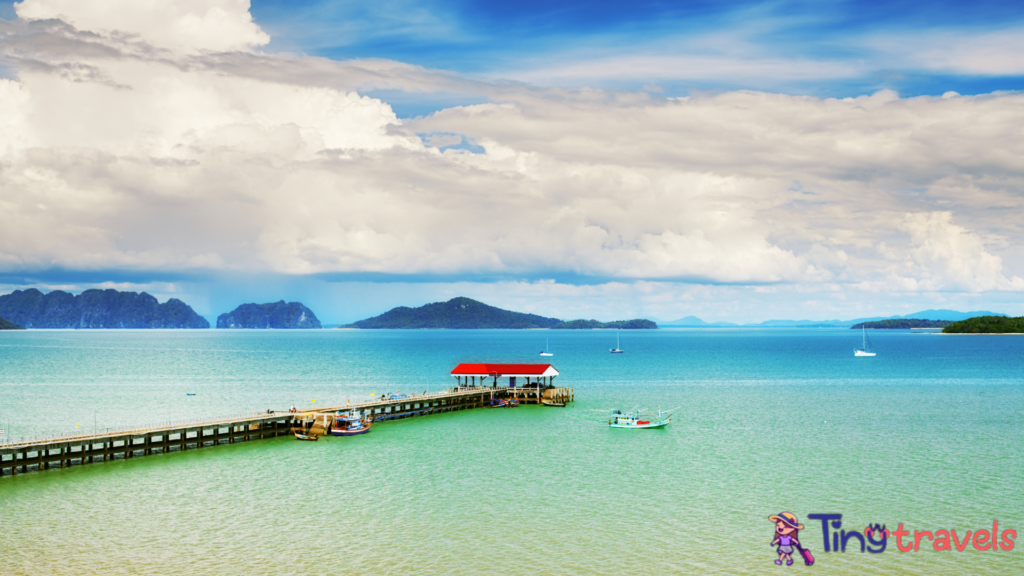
[0,0,1023,306]
[897,212,1024,292]
[14,0,269,54]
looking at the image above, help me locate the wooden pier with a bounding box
[0,385,573,476]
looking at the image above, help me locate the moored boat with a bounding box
[855,326,876,357]
[540,338,553,357]
[608,407,671,429]
[293,430,318,441]
[610,330,624,353]
[330,410,372,436]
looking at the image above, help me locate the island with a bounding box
[346,297,561,329]
[942,316,1024,334]
[0,315,24,330]
[851,319,953,329]
[344,297,659,329]
[217,301,322,329]
[0,288,209,329]
[550,319,658,329]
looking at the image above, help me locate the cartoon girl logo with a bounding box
[770,512,814,566]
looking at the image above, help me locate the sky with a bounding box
[1,0,1023,324]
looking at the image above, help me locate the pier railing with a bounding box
[0,387,497,448]
[0,410,284,448]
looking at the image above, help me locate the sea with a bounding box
[1,328,1021,575]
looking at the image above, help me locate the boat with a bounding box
[330,410,372,436]
[293,430,318,441]
[541,400,566,407]
[854,326,876,357]
[540,339,553,357]
[608,407,671,429]
[489,398,518,408]
[610,330,624,353]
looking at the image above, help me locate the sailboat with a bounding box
[854,326,876,357]
[540,338,553,357]
[610,330,624,353]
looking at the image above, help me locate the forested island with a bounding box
[347,297,562,329]
[942,316,1024,334]
[0,315,24,330]
[345,297,657,329]
[0,288,209,329]
[851,319,953,329]
[217,301,321,329]
[550,319,658,329]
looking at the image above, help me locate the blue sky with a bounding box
[247,0,1024,116]
[1,0,1024,324]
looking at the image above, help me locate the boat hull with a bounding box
[330,422,371,436]
[609,421,670,429]
[854,350,876,357]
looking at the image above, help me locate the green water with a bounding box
[1,329,1022,574]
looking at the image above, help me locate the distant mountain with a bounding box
[943,316,1024,334]
[852,319,953,329]
[663,315,709,326]
[217,301,321,329]
[551,319,657,329]
[899,309,1006,321]
[0,288,209,329]
[0,315,24,330]
[660,309,1006,327]
[349,297,562,329]
[660,316,737,327]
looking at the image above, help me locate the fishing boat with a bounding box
[330,410,371,436]
[293,430,318,441]
[540,339,553,357]
[541,400,566,407]
[610,330,624,353]
[854,326,876,357]
[608,407,671,429]
[489,397,519,408]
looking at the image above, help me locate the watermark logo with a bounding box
[769,512,1017,565]
[769,512,814,566]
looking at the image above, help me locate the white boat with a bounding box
[610,330,624,353]
[855,326,876,357]
[608,407,671,429]
[540,338,553,357]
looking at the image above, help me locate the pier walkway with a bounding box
[0,385,573,476]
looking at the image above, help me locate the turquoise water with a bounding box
[1,329,1022,575]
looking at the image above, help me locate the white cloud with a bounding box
[896,212,1024,292]
[1,0,1023,311]
[14,0,268,54]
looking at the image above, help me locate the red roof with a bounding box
[451,363,559,377]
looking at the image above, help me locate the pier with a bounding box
[1,381,573,476]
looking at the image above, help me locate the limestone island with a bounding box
[0,315,25,330]
[217,301,322,329]
[0,288,209,329]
